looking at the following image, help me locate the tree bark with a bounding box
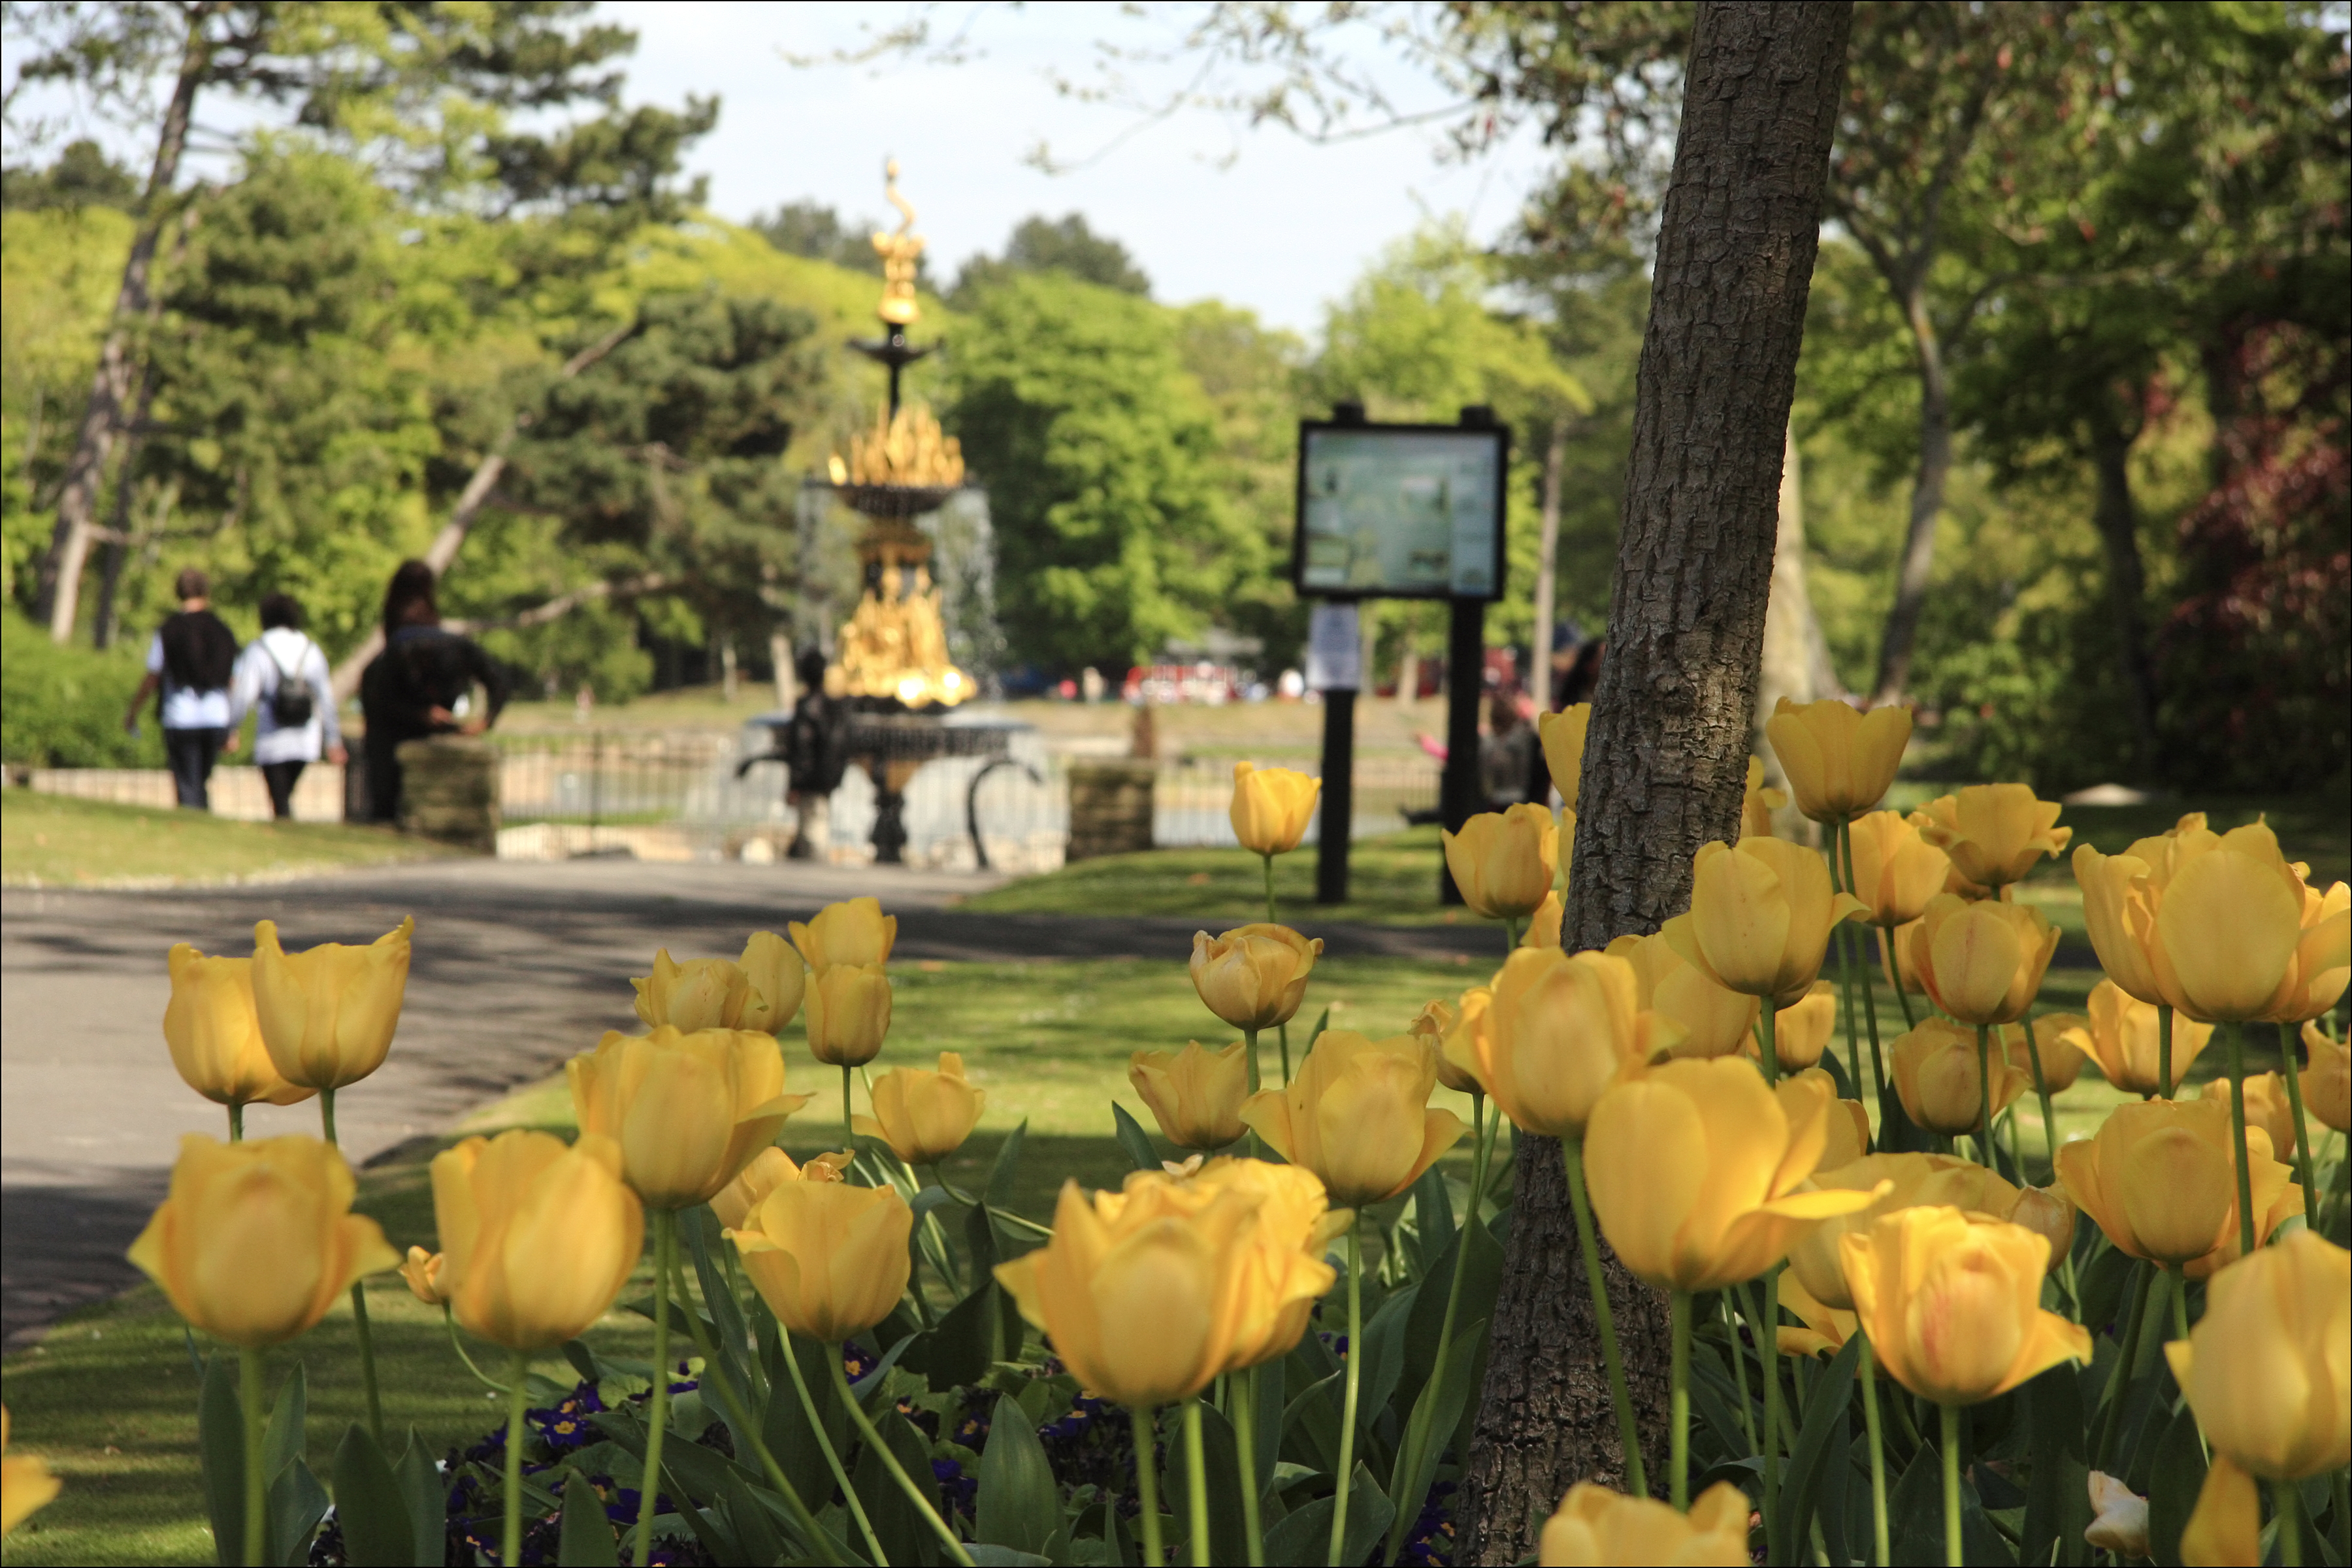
[1869,284,1952,704]
[2088,410,2161,776]
[33,9,211,642]
[1530,418,1568,713]
[1756,424,1824,841]
[1458,4,1852,1559]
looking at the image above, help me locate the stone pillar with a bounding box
[1065,759,1154,862]
[395,736,500,853]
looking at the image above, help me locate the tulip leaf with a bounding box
[851,1406,938,1566]
[680,1210,755,1416]
[1401,1214,1499,1403]
[331,1422,413,1568]
[2021,1364,2090,1568]
[985,1119,1030,1210]
[761,1326,845,1503]
[1262,1463,1392,1568]
[849,1333,924,1412]
[977,1392,1058,1554]
[557,1466,620,1567]
[1383,1316,1488,1566]
[965,1548,1053,1566]
[1769,1331,1861,1567]
[1407,1164,1455,1278]
[1305,1005,1331,1049]
[2078,1247,2138,1347]
[1111,1102,1161,1172]
[262,1361,306,1484]
[390,1429,444,1567]
[720,1471,785,1567]
[1279,1370,1344,1477]
[964,1198,1000,1286]
[1356,1282,1418,1443]
[1170,1401,1249,1564]
[2145,1403,2210,1566]
[197,1354,246,1567]
[267,1456,329,1568]
[914,1280,1005,1392]
[1889,1440,1945,1568]
[563,1338,602,1387]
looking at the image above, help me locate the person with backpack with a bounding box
[357,560,510,823]
[123,568,241,809]
[229,592,345,819]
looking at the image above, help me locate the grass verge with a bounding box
[2,791,457,889]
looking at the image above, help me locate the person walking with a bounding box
[357,560,509,823]
[123,568,240,809]
[229,593,344,820]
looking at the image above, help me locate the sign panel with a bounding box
[1304,602,1362,691]
[1292,422,1509,601]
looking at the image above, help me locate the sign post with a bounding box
[1305,602,1362,904]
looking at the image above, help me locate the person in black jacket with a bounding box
[783,645,849,859]
[123,568,242,809]
[357,561,510,823]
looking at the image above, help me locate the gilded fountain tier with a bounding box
[826,403,973,710]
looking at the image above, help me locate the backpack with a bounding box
[264,636,316,727]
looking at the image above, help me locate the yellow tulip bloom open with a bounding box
[1230,762,1320,855]
[1889,1018,2033,1137]
[709,1146,852,1231]
[728,1179,913,1343]
[788,896,897,972]
[1786,1152,2023,1311]
[1538,704,1590,813]
[2056,1096,2299,1278]
[1914,785,2070,890]
[1130,1039,1250,1150]
[1742,755,1788,841]
[2153,824,2310,1022]
[1442,803,1560,921]
[1538,1479,1752,1567]
[400,1245,449,1307]
[1668,838,1867,1005]
[1763,696,1912,823]
[855,1051,986,1164]
[1907,894,2058,1026]
[164,944,314,1111]
[1839,1205,2090,1406]
[1844,809,1951,928]
[1173,1158,1347,1373]
[805,962,893,1067]
[2000,1013,2087,1092]
[2201,1070,2298,1158]
[2065,980,2213,1095]
[1189,924,1322,1032]
[2304,1021,2351,1134]
[1454,948,1682,1140]
[2180,1456,2261,1567]
[1583,1059,1882,1292]
[2163,1230,2350,1481]
[567,1025,807,1209]
[1755,981,1835,1071]
[630,931,806,1035]
[432,1130,644,1351]
[1606,929,1758,1062]
[250,916,413,1092]
[1411,995,1485,1094]
[1239,1030,1465,1207]
[129,1134,398,1347]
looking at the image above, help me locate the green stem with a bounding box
[1760,997,1780,1085]
[2159,1004,2175,1100]
[1761,1269,1786,1552]
[1262,851,1277,926]
[1837,823,1891,1103]
[636,1211,674,1567]
[2278,1022,2322,1231]
[2094,1262,2156,1470]
[1330,1224,1365,1566]
[1184,1397,1213,1566]
[444,1305,507,1393]
[2226,1023,2259,1257]
[1564,1136,1647,1497]
[2273,1478,2304,1567]
[1277,1021,1292,1087]
[842,1062,855,1145]
[2168,1264,2190,1343]
[1940,1403,1963,1568]
[1504,915,1521,952]
[1831,819,1865,1093]
[316,1087,382,1441]
[1974,1023,1995,1169]
[1245,1026,1262,1096]
[780,1331,885,1564]
[227,1101,244,1142]
[502,1348,530,1568]
[1235,1365,1266,1567]
[1723,1292,1757,1454]
[828,1347,974,1565]
[1882,923,1918,1033]
[1132,1404,1166,1567]
[2021,1013,2060,1180]
[239,1347,267,1568]
[319,1085,338,1144]
[1669,1290,1693,1511]
[1859,1336,1890,1567]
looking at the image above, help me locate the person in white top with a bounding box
[125,567,241,809]
[229,592,346,819]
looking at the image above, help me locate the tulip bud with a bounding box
[1240,1031,1464,1207]
[1799,1069,1871,1170]
[710,1146,851,1232]
[2180,1456,2259,1568]
[1908,894,2059,1026]
[806,962,892,1066]
[2303,1021,2350,1134]
[2263,877,2349,1024]
[1538,1479,1752,1567]
[2069,980,2214,1095]
[789,896,897,972]
[1840,1205,2091,1406]
[250,917,413,1091]
[2083,1473,2150,1560]
[567,1025,808,1209]
[1669,838,1867,1004]
[2000,1013,2087,1092]
[734,930,808,1034]
[1524,890,1565,950]
[2056,1096,2300,1277]
[1914,785,2070,890]
[1889,1018,2033,1137]
[1451,949,1680,1140]
[631,949,749,1032]
[729,1178,913,1343]
[1606,930,1758,1062]
[128,1134,399,1347]
[1845,810,1952,928]
[1437,988,1492,1094]
[1407,996,1482,1094]
[164,944,314,1110]
[1190,924,1322,1032]
[400,1245,449,1307]
[2007,1184,2076,1267]
[1762,697,1912,825]
[855,1051,985,1164]
[1756,981,1835,1071]
[2,1407,62,1537]
[1584,1058,1882,1292]
[1230,762,1320,856]
[1537,705,1590,814]
[1130,1040,1250,1151]
[1786,1151,2017,1311]
[2164,1230,2350,1480]
[2200,1070,2298,1158]
[2151,823,2309,1022]
[1442,804,1560,921]
[431,1130,642,1351]
[1742,755,1788,841]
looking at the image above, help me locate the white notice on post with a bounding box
[1306,602,1362,691]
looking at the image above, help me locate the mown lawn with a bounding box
[1,790,457,889]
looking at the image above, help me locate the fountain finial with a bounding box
[872,158,925,328]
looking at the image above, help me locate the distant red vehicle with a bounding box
[1123,662,1242,705]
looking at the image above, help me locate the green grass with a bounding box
[1,791,458,889]
[964,827,1463,926]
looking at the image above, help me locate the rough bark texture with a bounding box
[1459,5,1851,1559]
[1531,419,1569,713]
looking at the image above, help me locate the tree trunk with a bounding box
[1869,285,1952,704]
[33,12,209,642]
[1531,418,1568,713]
[1458,4,1852,1559]
[1756,424,1823,841]
[2088,409,2161,777]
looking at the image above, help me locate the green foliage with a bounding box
[0,138,139,211]
[950,212,1151,303]
[0,612,161,766]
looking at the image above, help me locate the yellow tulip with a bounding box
[2056,1097,2298,1277]
[1537,1480,1751,1567]
[1230,762,1320,855]
[1743,755,1788,840]
[1844,809,1952,928]
[1175,1158,1348,1373]
[1130,1040,1250,1150]
[1189,924,1322,1032]
[250,916,413,1091]
[1839,1205,2091,1405]
[1668,838,1867,1005]
[855,1051,986,1164]
[1753,981,1835,1071]
[1583,1059,1882,1292]
[995,1177,1261,1406]
[568,1025,807,1209]
[163,944,314,1109]
[788,896,897,972]
[433,1130,643,1351]
[1881,917,1926,997]
[1776,1268,1861,1361]
[2264,877,2349,1024]
[1442,803,1560,921]
[710,1146,852,1231]
[2084,1473,2151,1560]
[1439,949,1679,1141]
[1,1407,61,1538]
[1801,1070,1871,1171]
[1524,890,1565,950]
[1914,785,2071,889]
[1239,1030,1465,1207]
[1787,1151,2021,1311]
[2151,823,2308,1022]
[2008,1183,2078,1268]
[1436,988,1492,1094]
[1999,1013,2087,1092]
[1539,704,1590,813]
[805,961,893,1066]
[2201,1071,2298,1158]
[1409,995,1484,1094]
[2180,1455,2259,1568]
[2304,1021,2350,1134]
[1763,696,1912,824]
[2067,980,2214,1094]
[400,1245,449,1307]
[2074,842,2172,1005]
[1907,894,2059,1026]
[736,930,809,1034]
[1607,929,1759,1062]
[127,1134,398,1347]
[1889,1018,2033,1137]
[728,1178,913,1343]
[633,933,806,1034]
[2163,1229,2350,1481]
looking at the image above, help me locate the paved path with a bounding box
[2,857,1496,1344]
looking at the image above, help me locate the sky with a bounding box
[4,1,1561,336]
